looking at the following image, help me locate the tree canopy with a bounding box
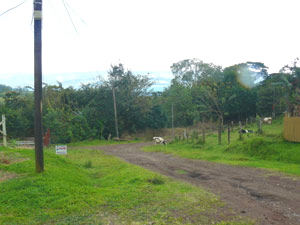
[0,59,298,142]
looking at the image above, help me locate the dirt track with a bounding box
[91,142,300,225]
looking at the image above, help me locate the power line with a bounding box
[0,0,28,18]
[61,0,79,36]
[64,1,87,26]
[30,8,34,29]
[48,0,68,35]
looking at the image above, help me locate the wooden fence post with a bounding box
[2,115,7,147]
[231,121,234,131]
[239,121,242,140]
[1,115,7,147]
[202,128,205,143]
[258,119,262,134]
[218,118,222,145]
[228,125,230,145]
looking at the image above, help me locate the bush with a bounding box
[70,115,92,142]
[84,160,93,168]
[43,109,93,143]
[147,176,165,185]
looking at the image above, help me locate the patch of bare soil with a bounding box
[0,151,29,165]
[0,170,17,183]
[85,142,300,225]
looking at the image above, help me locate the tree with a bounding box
[163,82,196,127]
[105,63,154,135]
[1,91,34,137]
[171,58,223,87]
[278,58,300,116]
[165,59,224,127]
[256,73,286,117]
[222,64,258,120]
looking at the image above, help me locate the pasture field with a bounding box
[0,144,252,224]
[144,118,300,176]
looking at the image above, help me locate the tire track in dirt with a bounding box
[89,142,300,225]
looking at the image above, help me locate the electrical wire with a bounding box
[61,0,79,36]
[0,0,28,18]
[48,0,68,35]
[64,1,87,26]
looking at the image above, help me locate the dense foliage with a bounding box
[1,59,299,143]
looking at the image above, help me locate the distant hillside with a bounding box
[0,84,12,92]
[0,71,172,91]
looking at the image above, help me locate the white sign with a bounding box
[56,145,67,155]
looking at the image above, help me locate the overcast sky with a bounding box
[1,0,300,87]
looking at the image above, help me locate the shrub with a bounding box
[147,176,165,185]
[84,160,93,168]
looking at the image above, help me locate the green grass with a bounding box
[0,145,253,224]
[67,139,140,147]
[144,118,300,176]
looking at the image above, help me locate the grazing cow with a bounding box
[239,129,253,134]
[263,117,272,125]
[153,137,167,145]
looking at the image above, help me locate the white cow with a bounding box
[263,117,272,125]
[153,137,167,145]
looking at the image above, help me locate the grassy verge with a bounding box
[0,145,253,224]
[144,118,300,176]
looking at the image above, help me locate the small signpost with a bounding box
[0,115,7,147]
[56,145,67,155]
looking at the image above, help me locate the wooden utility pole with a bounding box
[218,118,222,145]
[34,0,44,172]
[112,85,119,139]
[0,115,7,147]
[172,104,174,140]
